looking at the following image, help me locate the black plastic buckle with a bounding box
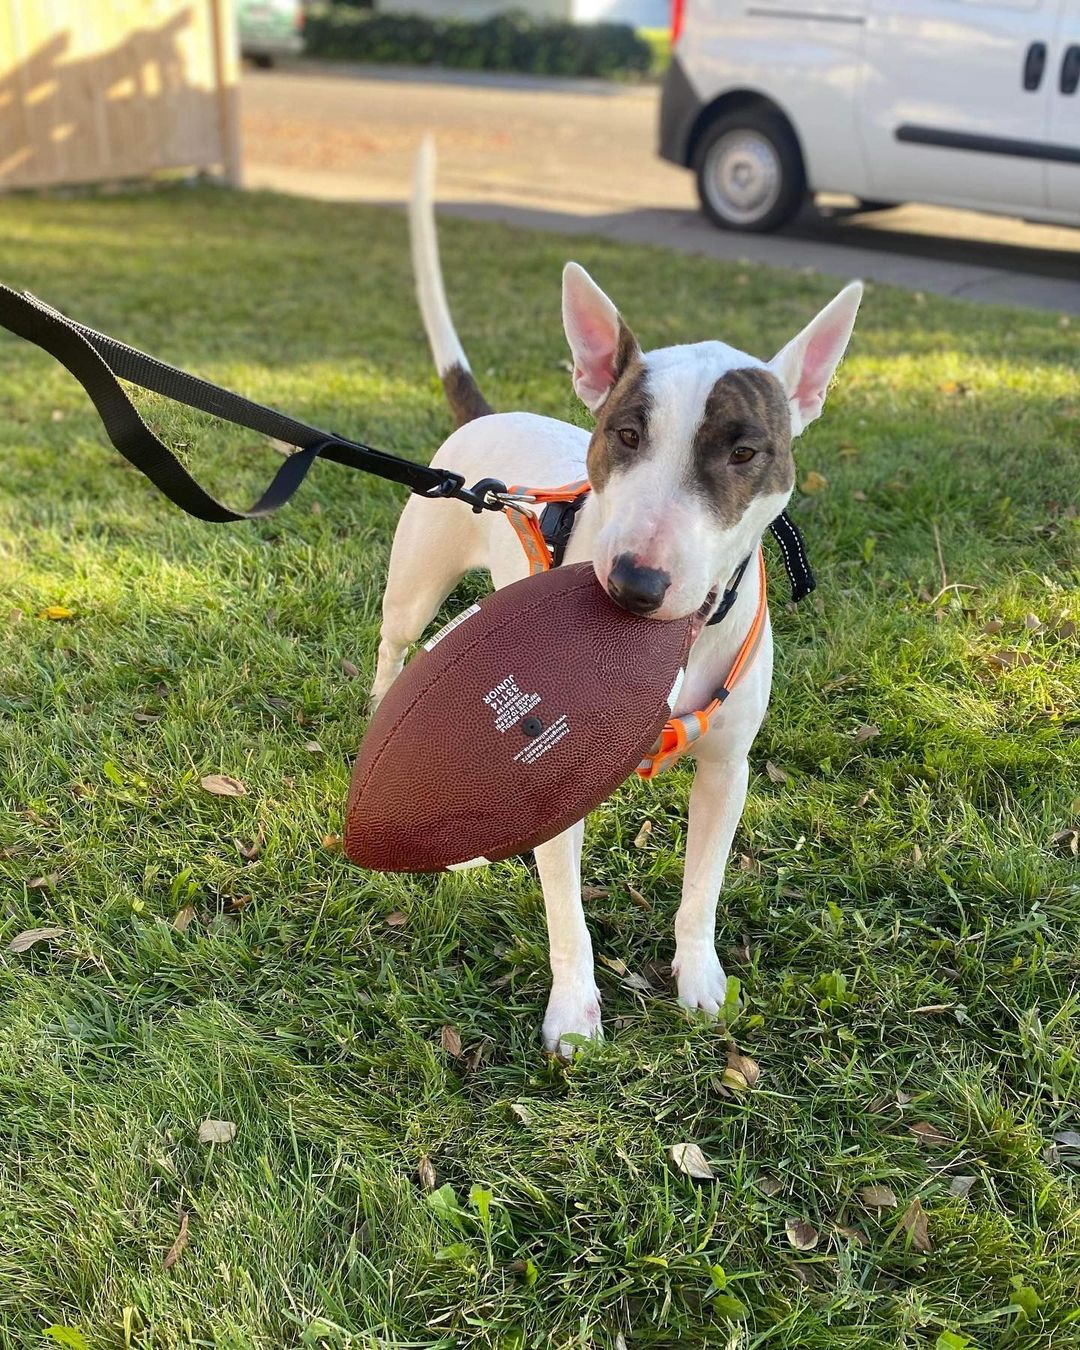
[422,470,467,500]
[707,553,752,627]
[539,496,588,568]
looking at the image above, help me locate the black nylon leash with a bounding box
[0,285,504,520]
[0,285,816,605]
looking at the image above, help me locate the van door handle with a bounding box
[1023,42,1047,90]
[1061,45,1080,95]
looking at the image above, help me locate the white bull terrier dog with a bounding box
[371,140,863,1056]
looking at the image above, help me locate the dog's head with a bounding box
[563,263,862,622]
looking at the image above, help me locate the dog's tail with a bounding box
[410,137,493,428]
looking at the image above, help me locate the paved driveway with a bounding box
[241,63,1080,314]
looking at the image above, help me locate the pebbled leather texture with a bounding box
[345,563,693,872]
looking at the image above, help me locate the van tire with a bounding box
[693,108,806,233]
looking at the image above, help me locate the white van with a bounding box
[659,0,1080,231]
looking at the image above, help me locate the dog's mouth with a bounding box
[690,585,720,642]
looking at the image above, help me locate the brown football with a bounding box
[344,563,693,872]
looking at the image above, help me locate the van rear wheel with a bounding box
[693,109,805,233]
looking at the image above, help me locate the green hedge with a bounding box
[303,9,653,79]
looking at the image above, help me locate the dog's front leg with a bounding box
[534,820,601,1056]
[671,755,750,1016]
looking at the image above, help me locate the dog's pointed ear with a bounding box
[562,262,639,412]
[769,281,863,437]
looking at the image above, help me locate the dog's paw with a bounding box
[672,947,728,1017]
[542,980,602,1058]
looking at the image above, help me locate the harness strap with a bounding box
[0,286,501,519]
[637,549,769,780]
[504,479,591,573]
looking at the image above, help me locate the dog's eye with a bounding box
[617,428,640,450]
[729,446,757,464]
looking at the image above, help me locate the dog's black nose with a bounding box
[606,555,671,615]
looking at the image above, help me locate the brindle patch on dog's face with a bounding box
[586,321,650,490]
[690,367,794,527]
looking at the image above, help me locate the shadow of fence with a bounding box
[0,3,239,191]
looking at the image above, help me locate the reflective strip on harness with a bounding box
[506,509,552,574]
[637,549,769,780]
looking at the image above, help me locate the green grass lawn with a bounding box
[1,186,1078,1350]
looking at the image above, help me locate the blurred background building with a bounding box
[0,0,240,191]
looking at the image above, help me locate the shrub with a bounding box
[303,9,653,79]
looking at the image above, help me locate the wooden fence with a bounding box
[0,0,241,192]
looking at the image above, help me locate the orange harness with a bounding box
[502,481,768,779]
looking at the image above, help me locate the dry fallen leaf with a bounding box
[949,1174,977,1198]
[341,658,360,679]
[765,760,788,785]
[634,820,653,849]
[321,833,341,851]
[758,1174,784,1197]
[986,648,1034,670]
[1054,1130,1080,1149]
[898,1196,931,1252]
[198,1119,236,1145]
[982,618,1004,635]
[235,831,264,862]
[385,911,407,927]
[200,774,246,798]
[509,1103,533,1125]
[440,1025,462,1057]
[418,1154,436,1191]
[785,1218,819,1251]
[303,740,323,754]
[27,874,59,891]
[669,1142,714,1180]
[1024,612,1043,631]
[581,885,610,900]
[800,471,828,495]
[628,886,650,911]
[726,1047,761,1089]
[1051,828,1079,857]
[859,1183,898,1210]
[38,605,74,620]
[834,1223,866,1246]
[599,954,629,976]
[7,607,23,624]
[853,724,880,743]
[8,926,64,953]
[163,1210,189,1270]
[172,905,197,934]
[909,1121,951,1147]
[852,489,868,502]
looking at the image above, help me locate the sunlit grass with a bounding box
[1,185,1078,1348]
